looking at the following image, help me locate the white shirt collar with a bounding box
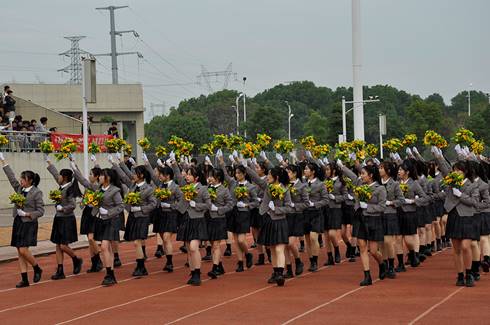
[331,176,338,181]
[309,178,317,184]
[369,181,377,187]
[435,171,440,176]
[381,177,391,185]
[23,186,33,192]
[165,180,173,186]
[238,180,248,186]
[102,185,111,191]
[136,181,146,188]
[60,182,71,190]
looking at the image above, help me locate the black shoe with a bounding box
[132,266,148,277]
[224,247,232,257]
[250,242,257,249]
[267,272,277,284]
[360,271,372,286]
[189,273,201,286]
[208,270,218,279]
[217,263,225,275]
[481,261,490,273]
[33,268,42,283]
[334,251,341,264]
[154,248,164,259]
[245,253,253,269]
[465,274,475,287]
[51,271,65,280]
[395,264,406,273]
[324,255,335,266]
[387,267,396,279]
[295,261,304,276]
[284,269,294,279]
[101,275,116,286]
[473,272,481,281]
[298,245,305,253]
[16,280,29,288]
[202,254,212,261]
[436,241,442,252]
[308,261,318,272]
[410,253,420,268]
[73,257,83,275]
[180,245,188,254]
[379,262,387,280]
[424,248,432,257]
[163,263,174,273]
[456,276,465,286]
[255,254,265,266]
[276,274,285,286]
[113,256,122,268]
[418,253,426,263]
[236,262,244,272]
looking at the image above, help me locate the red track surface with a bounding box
[0,238,489,324]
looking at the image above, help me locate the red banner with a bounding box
[50,132,114,152]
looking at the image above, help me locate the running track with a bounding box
[0,239,488,324]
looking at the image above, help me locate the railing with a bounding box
[0,130,50,152]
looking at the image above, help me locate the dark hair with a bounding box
[40,117,48,124]
[134,165,151,184]
[468,161,487,183]
[102,168,124,196]
[234,165,251,182]
[452,161,470,180]
[91,166,102,179]
[286,164,302,181]
[362,164,381,184]
[257,162,269,175]
[210,168,225,183]
[30,119,36,124]
[270,166,289,185]
[225,165,234,177]
[306,162,325,181]
[6,89,12,94]
[111,121,117,126]
[4,85,9,91]
[60,169,82,198]
[21,170,40,187]
[157,165,174,179]
[400,160,418,180]
[380,161,398,179]
[327,161,344,185]
[186,166,206,185]
[190,158,198,165]
[414,159,428,178]
[427,160,437,178]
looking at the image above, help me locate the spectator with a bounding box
[81,116,93,135]
[4,89,16,120]
[49,127,57,133]
[36,117,48,132]
[107,121,119,138]
[1,85,9,114]
[31,119,37,128]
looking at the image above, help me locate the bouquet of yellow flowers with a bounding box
[39,140,55,154]
[442,172,464,189]
[55,138,78,161]
[234,186,249,200]
[82,189,103,208]
[177,141,194,158]
[342,176,354,190]
[312,144,331,158]
[212,134,229,150]
[324,179,334,193]
[470,139,484,155]
[351,140,366,151]
[337,141,353,151]
[452,128,475,147]
[137,137,151,152]
[273,139,295,154]
[240,142,259,158]
[9,193,25,207]
[423,130,448,148]
[154,188,172,201]
[402,134,417,147]
[200,143,215,156]
[181,184,198,201]
[288,184,297,196]
[49,189,62,204]
[366,143,378,157]
[383,138,403,153]
[334,149,351,164]
[225,135,244,151]
[300,136,316,151]
[105,138,122,153]
[208,187,217,202]
[155,145,168,158]
[89,142,101,155]
[123,192,142,206]
[269,183,286,200]
[354,185,373,202]
[256,133,272,150]
[0,135,9,146]
[399,183,408,195]
[123,143,132,156]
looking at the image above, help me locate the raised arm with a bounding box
[72,163,97,190]
[112,162,132,187]
[47,162,63,186]
[245,165,267,191]
[2,163,22,192]
[144,162,161,186]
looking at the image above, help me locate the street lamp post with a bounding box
[232,105,239,135]
[237,93,246,138]
[341,96,380,143]
[468,83,472,117]
[285,101,294,140]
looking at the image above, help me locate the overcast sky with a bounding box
[1,0,489,115]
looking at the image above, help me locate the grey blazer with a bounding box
[287,179,309,213]
[354,182,387,217]
[209,184,234,218]
[91,185,124,220]
[158,180,183,212]
[171,162,186,187]
[306,178,329,209]
[444,179,478,217]
[259,183,292,220]
[222,168,259,212]
[327,178,346,209]
[399,178,429,212]
[177,182,211,219]
[245,165,267,202]
[417,176,432,206]
[381,178,405,214]
[47,164,76,217]
[124,183,158,218]
[112,162,132,188]
[3,165,44,222]
[73,166,99,191]
[473,178,490,213]
[430,173,445,202]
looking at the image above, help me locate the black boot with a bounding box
[334,246,341,263]
[224,244,232,256]
[294,258,304,276]
[202,246,212,261]
[208,264,219,279]
[72,256,83,275]
[345,243,353,258]
[102,267,116,286]
[386,258,396,279]
[87,256,97,273]
[284,264,294,279]
[180,244,188,254]
[465,270,475,287]
[142,245,147,260]
[471,261,481,281]
[360,270,372,286]
[436,238,442,251]
[308,256,318,272]
[395,254,406,272]
[318,234,324,248]
[410,250,420,267]
[113,253,122,268]
[266,248,272,263]
[418,250,426,263]
[132,259,148,277]
[189,269,201,286]
[154,245,164,258]
[236,261,244,272]
[217,262,225,275]
[245,253,254,269]
[276,267,285,286]
[255,253,265,266]
[32,264,42,283]
[299,240,305,253]
[482,256,490,273]
[267,270,278,283]
[51,264,65,280]
[379,261,387,280]
[187,270,195,284]
[324,252,335,266]
[424,244,432,257]
[163,255,174,272]
[455,272,465,286]
[349,246,357,262]
[93,254,103,272]
[16,272,29,288]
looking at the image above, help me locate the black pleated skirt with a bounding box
[356,214,384,242]
[250,208,263,229]
[225,210,234,232]
[399,210,418,236]
[424,205,436,224]
[80,206,96,235]
[153,208,179,234]
[325,208,342,231]
[50,215,78,245]
[286,212,304,237]
[383,213,400,236]
[473,213,482,240]
[446,209,478,240]
[11,216,38,248]
[207,217,228,241]
[94,217,121,241]
[176,214,208,242]
[342,204,354,225]
[351,208,361,238]
[416,207,427,228]
[229,209,251,234]
[119,212,126,231]
[257,215,289,246]
[123,214,150,241]
[435,200,445,218]
[304,208,323,234]
[481,212,490,236]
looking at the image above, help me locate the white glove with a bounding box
[328,193,335,200]
[373,158,380,165]
[211,204,219,212]
[289,151,297,162]
[436,147,443,156]
[232,150,238,158]
[107,154,114,163]
[184,156,189,165]
[454,144,461,153]
[336,159,344,168]
[160,202,171,208]
[317,159,324,167]
[142,153,148,163]
[415,195,419,199]
[251,157,257,165]
[275,153,283,163]
[394,153,401,161]
[205,155,212,166]
[189,200,196,208]
[431,146,438,155]
[239,157,247,166]
[237,201,246,208]
[452,188,462,197]
[69,161,77,170]
[99,207,108,215]
[257,197,262,203]
[404,199,415,204]
[260,151,267,160]
[412,147,419,155]
[169,151,176,161]
[45,155,51,163]
[305,150,312,159]
[406,147,413,156]
[17,209,27,217]
[308,201,315,207]
[165,158,172,166]
[268,200,275,211]
[323,157,329,165]
[90,154,97,162]
[115,152,121,161]
[56,205,63,212]
[386,200,392,206]
[463,146,470,157]
[128,157,136,165]
[228,154,235,163]
[360,202,368,209]
[0,152,4,161]
[216,149,223,158]
[347,194,354,200]
[131,206,142,212]
[290,202,295,208]
[157,159,164,167]
[349,152,357,161]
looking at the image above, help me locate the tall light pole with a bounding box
[468,83,472,117]
[341,96,380,143]
[232,105,239,135]
[379,114,386,159]
[352,0,364,140]
[285,101,294,140]
[237,93,246,138]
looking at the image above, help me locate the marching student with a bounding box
[46,159,83,280]
[176,166,211,285]
[70,158,103,273]
[356,164,387,286]
[413,159,433,262]
[1,154,44,288]
[93,168,125,286]
[206,168,234,279]
[427,160,445,251]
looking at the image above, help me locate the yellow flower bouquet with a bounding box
[470,139,484,155]
[234,186,249,200]
[82,189,103,208]
[240,142,259,158]
[442,172,464,189]
[212,134,229,150]
[105,138,122,153]
[269,183,286,200]
[273,139,295,154]
[402,134,417,147]
[366,143,378,157]
[123,143,133,156]
[137,137,151,152]
[383,138,403,153]
[154,188,172,201]
[399,183,409,195]
[452,128,475,147]
[155,145,168,158]
[200,143,215,156]
[300,136,316,151]
[312,144,331,158]
[89,142,101,155]
[288,184,298,196]
[39,140,55,154]
[123,192,142,206]
[54,138,78,161]
[324,179,334,193]
[9,193,25,207]
[49,189,62,204]
[423,130,448,148]
[225,135,244,151]
[256,133,272,150]
[354,185,373,202]
[208,187,217,202]
[181,184,198,201]
[0,135,9,146]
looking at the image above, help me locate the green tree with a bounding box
[303,111,329,143]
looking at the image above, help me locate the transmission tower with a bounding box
[58,36,89,84]
[95,5,143,84]
[197,63,237,93]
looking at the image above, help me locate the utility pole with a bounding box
[352,0,364,140]
[58,36,89,84]
[95,6,142,84]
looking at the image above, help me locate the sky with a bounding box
[1,0,489,120]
